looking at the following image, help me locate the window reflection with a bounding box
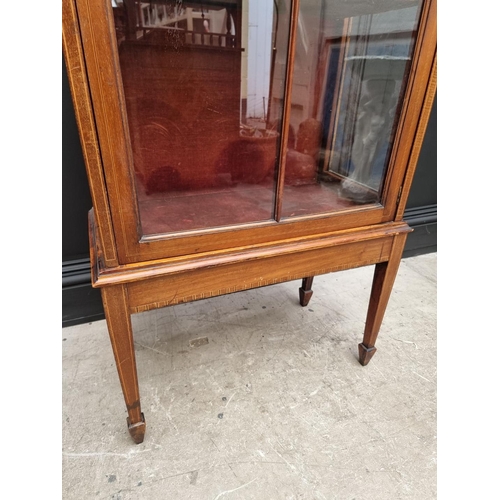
[279,0,423,217]
[112,0,290,235]
[110,0,423,233]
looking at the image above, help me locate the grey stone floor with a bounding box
[62,253,436,500]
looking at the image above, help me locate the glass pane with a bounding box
[111,0,291,236]
[277,0,423,218]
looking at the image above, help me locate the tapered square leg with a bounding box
[101,284,145,443]
[359,234,407,366]
[358,344,377,366]
[299,276,314,307]
[127,413,146,444]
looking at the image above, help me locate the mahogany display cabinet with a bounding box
[63,0,437,443]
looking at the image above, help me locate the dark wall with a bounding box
[62,56,94,259]
[407,97,437,209]
[62,56,104,326]
[402,97,437,257]
[62,58,437,326]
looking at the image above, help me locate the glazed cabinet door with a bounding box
[68,0,436,264]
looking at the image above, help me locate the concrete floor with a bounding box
[62,252,436,500]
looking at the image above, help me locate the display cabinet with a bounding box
[63,0,437,443]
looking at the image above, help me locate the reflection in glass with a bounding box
[111,0,424,233]
[278,0,423,218]
[112,0,290,236]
